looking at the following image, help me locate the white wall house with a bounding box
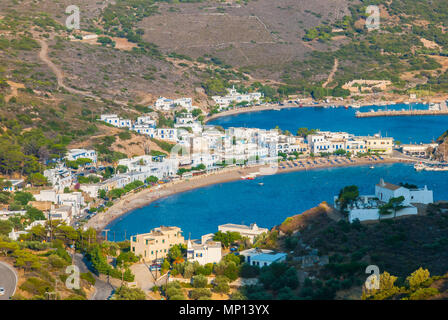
[212,86,263,109]
[187,236,222,265]
[118,156,179,180]
[218,223,269,243]
[375,178,433,205]
[66,149,97,164]
[335,178,434,223]
[100,114,132,128]
[44,165,73,191]
[2,179,24,192]
[79,183,103,198]
[239,248,287,267]
[48,205,73,224]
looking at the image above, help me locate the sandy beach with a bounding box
[85,155,408,232]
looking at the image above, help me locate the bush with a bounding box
[240,263,260,278]
[80,272,96,286]
[213,276,230,294]
[190,288,212,300]
[192,274,208,288]
[20,277,54,295]
[47,254,69,269]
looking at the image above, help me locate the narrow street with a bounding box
[73,253,115,300]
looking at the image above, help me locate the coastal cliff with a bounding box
[434,130,448,161]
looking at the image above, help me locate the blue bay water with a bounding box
[107,104,448,240]
[209,103,447,144]
[108,163,448,240]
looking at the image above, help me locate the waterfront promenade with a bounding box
[86,155,405,232]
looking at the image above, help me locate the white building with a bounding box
[307,131,391,155]
[34,190,85,216]
[154,97,175,111]
[34,189,58,203]
[44,165,73,192]
[48,205,73,224]
[154,97,194,112]
[335,178,433,223]
[118,155,179,180]
[239,248,287,267]
[0,210,26,221]
[79,183,103,198]
[100,114,132,128]
[218,223,269,243]
[212,86,263,109]
[401,143,437,158]
[2,179,24,192]
[57,192,85,215]
[66,149,97,164]
[375,178,433,205]
[187,235,222,265]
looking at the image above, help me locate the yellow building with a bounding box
[130,226,184,262]
[364,136,394,154]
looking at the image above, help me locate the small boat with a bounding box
[370,166,374,169]
[258,182,264,186]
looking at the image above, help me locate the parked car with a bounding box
[149,264,161,271]
[0,287,5,296]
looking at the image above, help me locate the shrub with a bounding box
[190,288,212,300]
[80,272,96,286]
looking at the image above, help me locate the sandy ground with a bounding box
[85,156,404,232]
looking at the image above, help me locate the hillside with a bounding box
[1,0,448,184]
[245,201,448,300]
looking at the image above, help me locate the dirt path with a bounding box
[5,81,25,102]
[323,58,338,88]
[36,38,129,107]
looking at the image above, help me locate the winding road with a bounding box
[73,253,114,300]
[0,262,18,300]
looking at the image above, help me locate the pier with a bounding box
[356,102,448,118]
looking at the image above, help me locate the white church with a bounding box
[335,178,434,223]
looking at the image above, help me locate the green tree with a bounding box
[192,274,208,288]
[112,286,146,300]
[14,192,35,205]
[406,267,430,289]
[28,173,47,186]
[213,276,230,294]
[190,288,212,300]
